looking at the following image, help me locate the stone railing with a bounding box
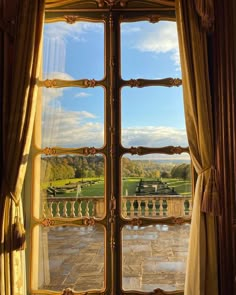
[43,195,192,218]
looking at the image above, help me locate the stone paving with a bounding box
[39,224,190,292]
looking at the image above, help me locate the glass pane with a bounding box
[121,154,192,218]
[34,154,105,219]
[122,224,190,291]
[43,22,104,80]
[121,86,187,148]
[39,87,104,148]
[32,224,105,292]
[121,21,180,79]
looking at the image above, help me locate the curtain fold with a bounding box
[176,0,219,295]
[0,1,44,294]
[194,0,214,31]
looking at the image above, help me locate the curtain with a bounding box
[0,1,44,294]
[176,1,219,295]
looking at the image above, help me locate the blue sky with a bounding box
[41,20,188,159]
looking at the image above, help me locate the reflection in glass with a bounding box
[34,154,105,219]
[32,225,105,292]
[43,22,104,80]
[40,87,104,148]
[121,154,192,218]
[122,224,190,291]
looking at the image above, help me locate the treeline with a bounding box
[41,155,191,181]
[41,155,104,181]
[161,163,191,180]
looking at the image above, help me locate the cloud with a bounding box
[122,126,188,147]
[135,22,180,67]
[74,92,92,98]
[41,72,74,109]
[44,22,103,42]
[121,24,141,34]
[41,110,188,153]
[42,106,102,147]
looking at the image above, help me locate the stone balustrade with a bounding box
[43,195,192,218]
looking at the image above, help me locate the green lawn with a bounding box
[43,177,191,197]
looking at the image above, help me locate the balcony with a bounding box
[43,195,192,218]
[37,195,191,293]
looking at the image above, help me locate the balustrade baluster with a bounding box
[159,198,163,216]
[56,202,61,217]
[137,199,142,216]
[48,201,53,217]
[161,199,167,216]
[143,200,148,217]
[70,201,75,217]
[78,201,82,217]
[92,200,96,217]
[123,200,128,217]
[85,200,90,217]
[130,199,135,217]
[63,201,68,217]
[151,199,155,216]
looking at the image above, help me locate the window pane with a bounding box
[32,224,105,292]
[43,22,104,80]
[34,154,105,219]
[121,21,180,79]
[121,86,187,148]
[39,87,104,148]
[122,224,190,291]
[121,154,192,218]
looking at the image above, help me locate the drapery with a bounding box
[176,1,219,295]
[0,1,44,294]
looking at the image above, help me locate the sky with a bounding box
[41,20,189,160]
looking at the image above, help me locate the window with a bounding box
[25,1,192,294]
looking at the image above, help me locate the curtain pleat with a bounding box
[0,1,44,294]
[176,1,219,294]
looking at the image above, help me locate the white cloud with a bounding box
[135,22,180,66]
[122,126,188,147]
[44,22,103,41]
[42,106,102,147]
[74,92,92,98]
[121,24,141,34]
[41,72,74,106]
[41,110,188,152]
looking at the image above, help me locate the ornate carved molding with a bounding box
[123,77,182,88]
[64,15,79,24]
[83,147,97,155]
[42,147,57,156]
[148,15,161,23]
[83,217,95,226]
[41,146,103,156]
[41,218,55,227]
[128,146,189,156]
[83,79,96,87]
[38,78,98,88]
[97,0,128,8]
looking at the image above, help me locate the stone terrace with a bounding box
[39,223,190,293]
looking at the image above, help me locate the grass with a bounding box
[42,177,191,197]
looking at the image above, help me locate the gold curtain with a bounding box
[0,1,44,294]
[176,1,219,295]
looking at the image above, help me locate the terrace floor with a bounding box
[39,223,190,293]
